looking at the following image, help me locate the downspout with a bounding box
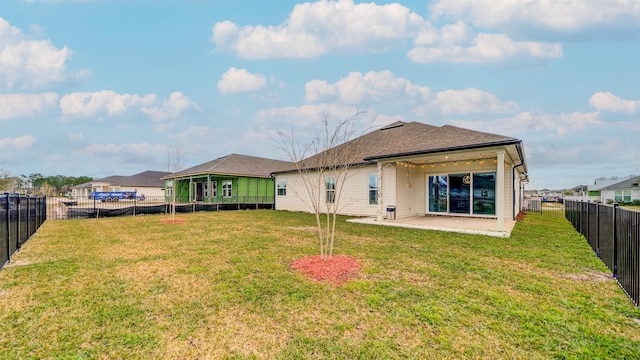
[512,161,526,218]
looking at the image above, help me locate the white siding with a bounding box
[502,163,512,220]
[394,165,423,219]
[276,152,523,221]
[275,165,380,216]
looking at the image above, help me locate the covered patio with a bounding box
[347,215,517,238]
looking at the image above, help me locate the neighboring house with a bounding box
[562,185,600,203]
[588,175,637,200]
[71,170,171,198]
[273,121,528,231]
[161,154,292,206]
[599,176,640,204]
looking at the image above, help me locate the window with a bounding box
[204,182,209,197]
[325,176,335,203]
[277,180,287,196]
[166,180,173,197]
[615,190,632,202]
[222,180,232,198]
[212,181,217,198]
[368,174,378,205]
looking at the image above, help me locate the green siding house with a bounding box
[161,154,291,208]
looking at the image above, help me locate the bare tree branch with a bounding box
[276,109,371,259]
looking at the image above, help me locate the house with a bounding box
[273,121,528,231]
[586,175,636,202]
[161,154,291,207]
[599,175,640,204]
[71,170,170,198]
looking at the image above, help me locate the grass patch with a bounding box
[1,211,639,359]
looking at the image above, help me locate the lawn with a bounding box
[1,211,639,359]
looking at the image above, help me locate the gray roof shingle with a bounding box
[71,171,170,189]
[601,176,640,190]
[164,153,292,179]
[282,121,521,170]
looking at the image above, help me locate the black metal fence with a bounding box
[1,194,47,270]
[46,196,275,220]
[565,200,639,307]
[524,197,565,217]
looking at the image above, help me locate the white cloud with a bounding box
[0,18,86,90]
[212,0,426,59]
[429,0,640,34]
[414,88,518,115]
[408,33,562,64]
[141,92,201,121]
[60,90,156,118]
[0,135,37,150]
[589,92,640,113]
[217,67,267,95]
[0,92,58,120]
[304,70,515,115]
[452,111,602,136]
[305,70,432,105]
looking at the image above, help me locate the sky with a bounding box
[1,0,639,190]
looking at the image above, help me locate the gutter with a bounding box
[363,139,523,161]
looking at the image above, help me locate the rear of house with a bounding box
[274,121,528,231]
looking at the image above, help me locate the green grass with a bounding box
[1,211,639,359]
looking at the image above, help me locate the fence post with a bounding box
[585,201,589,241]
[26,195,30,239]
[595,202,600,257]
[613,203,619,279]
[15,195,20,250]
[4,193,9,266]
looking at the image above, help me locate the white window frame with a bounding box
[368,174,378,205]
[222,180,232,198]
[166,180,173,197]
[325,176,336,203]
[277,180,287,196]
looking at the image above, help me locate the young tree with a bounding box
[277,110,369,259]
[167,146,186,221]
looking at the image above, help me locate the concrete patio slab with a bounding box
[347,215,517,238]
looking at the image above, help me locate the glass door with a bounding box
[428,175,448,213]
[449,173,471,214]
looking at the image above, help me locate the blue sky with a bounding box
[1,0,639,190]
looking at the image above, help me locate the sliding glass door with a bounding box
[427,172,496,215]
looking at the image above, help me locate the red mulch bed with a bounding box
[291,255,362,287]
[159,219,187,224]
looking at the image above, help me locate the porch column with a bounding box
[496,151,505,231]
[377,162,384,222]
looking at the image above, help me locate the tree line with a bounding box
[0,169,93,196]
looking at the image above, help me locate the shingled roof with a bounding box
[601,176,640,190]
[280,121,522,171]
[71,171,169,189]
[164,153,292,179]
